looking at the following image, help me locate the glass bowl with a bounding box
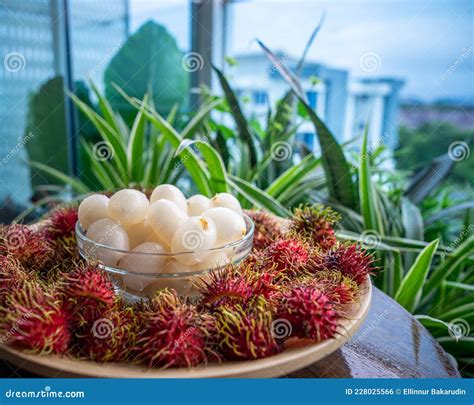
[75,214,254,302]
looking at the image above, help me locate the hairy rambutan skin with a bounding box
[263,238,310,276]
[295,270,361,307]
[0,256,29,300]
[197,266,254,310]
[134,290,210,368]
[0,225,53,272]
[246,210,283,252]
[275,285,339,341]
[290,204,340,250]
[309,243,375,285]
[43,206,79,240]
[74,306,137,363]
[215,298,281,360]
[0,282,71,354]
[57,263,116,326]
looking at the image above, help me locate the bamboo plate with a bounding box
[0,278,371,378]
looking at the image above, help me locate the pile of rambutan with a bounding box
[0,203,375,368]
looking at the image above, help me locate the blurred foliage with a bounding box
[104,20,188,124]
[396,123,473,187]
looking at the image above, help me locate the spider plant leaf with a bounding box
[69,92,128,177]
[228,175,290,217]
[212,65,258,166]
[176,140,228,194]
[88,80,123,138]
[423,235,474,299]
[359,125,385,234]
[425,202,474,225]
[257,40,356,208]
[266,154,321,198]
[182,98,222,139]
[127,95,148,183]
[394,239,439,312]
[80,139,119,190]
[405,153,454,203]
[114,85,212,195]
[30,161,91,195]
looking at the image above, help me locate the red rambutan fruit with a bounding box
[0,282,71,354]
[275,284,339,341]
[263,238,310,275]
[44,206,78,240]
[295,270,361,307]
[134,290,209,368]
[74,306,137,363]
[290,204,340,250]
[197,265,253,310]
[57,263,116,326]
[311,243,375,285]
[246,210,283,251]
[0,224,53,272]
[0,256,29,298]
[215,298,281,360]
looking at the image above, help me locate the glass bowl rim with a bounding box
[75,213,254,258]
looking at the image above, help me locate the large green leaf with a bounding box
[127,95,148,183]
[105,21,187,122]
[24,77,70,188]
[30,162,90,195]
[394,239,439,312]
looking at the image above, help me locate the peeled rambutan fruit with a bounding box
[0,282,71,354]
[0,224,53,272]
[312,243,375,285]
[290,204,340,250]
[134,290,209,368]
[74,306,137,363]
[275,284,339,341]
[197,265,253,310]
[246,210,283,251]
[263,238,310,275]
[214,298,281,360]
[57,263,116,326]
[44,206,78,240]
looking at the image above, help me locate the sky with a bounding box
[129,0,474,103]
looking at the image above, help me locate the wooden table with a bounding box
[0,288,460,378]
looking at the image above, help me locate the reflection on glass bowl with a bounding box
[75,215,254,302]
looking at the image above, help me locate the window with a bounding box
[252,90,267,105]
[306,91,318,109]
